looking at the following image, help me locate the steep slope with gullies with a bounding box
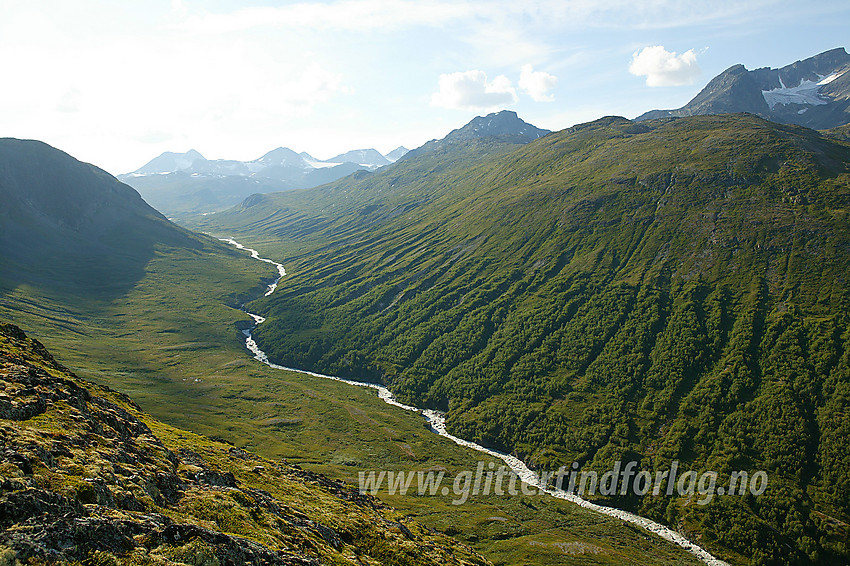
[0,320,490,566]
[203,113,850,565]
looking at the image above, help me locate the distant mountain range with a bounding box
[638,47,850,129]
[210,110,553,219]
[119,145,409,219]
[131,145,404,177]
[120,113,552,220]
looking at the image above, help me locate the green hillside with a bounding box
[0,321,491,565]
[201,114,850,565]
[0,136,709,566]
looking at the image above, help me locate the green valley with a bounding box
[4,4,850,565]
[198,113,850,565]
[0,138,708,565]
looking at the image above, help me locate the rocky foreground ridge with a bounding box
[0,321,489,566]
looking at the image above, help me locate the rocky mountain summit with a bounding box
[440,110,551,144]
[0,321,489,566]
[637,47,850,129]
[402,110,550,160]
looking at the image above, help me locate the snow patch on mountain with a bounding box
[135,149,206,175]
[303,157,343,169]
[762,76,830,109]
[818,70,846,86]
[327,149,390,169]
[386,146,409,162]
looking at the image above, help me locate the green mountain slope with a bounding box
[825,123,850,142]
[202,114,850,565]
[0,321,490,565]
[0,138,710,566]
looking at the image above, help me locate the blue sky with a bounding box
[1,0,848,174]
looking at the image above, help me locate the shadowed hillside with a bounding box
[0,138,204,298]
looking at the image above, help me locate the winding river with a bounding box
[222,237,729,566]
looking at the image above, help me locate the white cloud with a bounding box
[0,0,810,174]
[519,64,557,102]
[430,70,518,111]
[629,45,701,87]
[0,21,352,171]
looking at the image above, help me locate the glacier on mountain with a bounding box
[761,69,847,110]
